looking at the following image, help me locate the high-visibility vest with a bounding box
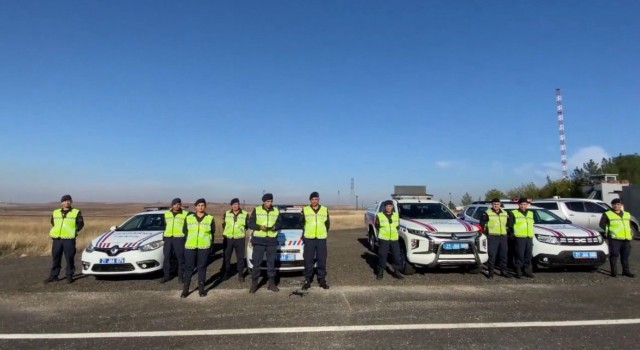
[377,212,399,241]
[511,210,534,238]
[303,205,328,239]
[185,214,214,249]
[223,210,247,239]
[163,210,188,238]
[485,209,508,235]
[50,208,79,239]
[605,210,632,241]
[252,207,280,238]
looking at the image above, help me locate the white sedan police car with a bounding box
[246,206,306,273]
[462,202,609,268]
[81,209,166,276]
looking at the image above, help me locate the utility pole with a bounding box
[556,88,568,179]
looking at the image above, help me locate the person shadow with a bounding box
[357,238,378,275]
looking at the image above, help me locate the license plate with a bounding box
[99,258,125,264]
[278,254,295,261]
[442,243,469,250]
[573,251,597,259]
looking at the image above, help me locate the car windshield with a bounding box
[280,212,303,230]
[398,203,456,220]
[117,214,165,231]
[531,209,568,225]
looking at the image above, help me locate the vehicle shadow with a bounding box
[93,269,164,281]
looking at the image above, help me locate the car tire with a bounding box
[399,240,415,275]
[368,231,377,252]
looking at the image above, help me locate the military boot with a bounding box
[267,278,279,292]
[524,267,534,279]
[376,271,384,280]
[198,282,206,297]
[249,279,259,293]
[159,275,171,284]
[318,279,330,289]
[500,269,511,279]
[302,279,312,290]
[515,268,523,279]
[180,282,190,298]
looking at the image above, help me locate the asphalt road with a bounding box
[1,229,639,349]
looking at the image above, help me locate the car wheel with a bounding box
[399,240,415,275]
[368,231,377,252]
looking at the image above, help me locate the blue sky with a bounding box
[0,1,638,206]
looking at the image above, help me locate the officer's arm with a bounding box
[599,214,608,231]
[478,212,489,233]
[50,215,54,227]
[375,215,380,229]
[248,209,260,230]
[76,211,85,233]
[300,211,306,227]
[272,214,282,231]
[182,217,188,235]
[326,211,331,231]
[210,217,216,235]
[221,214,226,230]
[506,211,515,235]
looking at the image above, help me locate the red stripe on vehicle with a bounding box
[97,230,115,247]
[457,220,473,232]
[403,218,437,232]
[535,225,564,237]
[572,225,596,237]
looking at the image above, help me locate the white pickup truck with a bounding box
[365,195,488,274]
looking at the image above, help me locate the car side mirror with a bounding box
[564,219,572,224]
[110,225,117,231]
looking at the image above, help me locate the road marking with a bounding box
[2,319,640,339]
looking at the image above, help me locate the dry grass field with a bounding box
[0,202,365,257]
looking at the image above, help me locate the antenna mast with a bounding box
[556,89,568,179]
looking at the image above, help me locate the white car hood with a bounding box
[92,230,163,249]
[534,224,600,238]
[277,229,304,247]
[401,218,476,232]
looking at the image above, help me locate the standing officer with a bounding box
[301,191,331,290]
[222,198,248,282]
[160,198,189,284]
[375,200,404,280]
[507,198,535,279]
[181,198,215,298]
[479,198,511,279]
[248,193,282,293]
[45,194,84,284]
[600,198,635,278]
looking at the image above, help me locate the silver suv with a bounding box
[531,198,640,240]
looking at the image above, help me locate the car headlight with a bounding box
[400,226,426,237]
[535,234,559,245]
[85,242,94,253]
[139,240,164,251]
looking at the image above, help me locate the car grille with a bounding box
[279,249,300,253]
[557,237,602,246]
[250,260,305,268]
[94,247,136,256]
[92,264,136,272]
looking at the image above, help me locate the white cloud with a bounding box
[435,161,454,169]
[567,145,610,170]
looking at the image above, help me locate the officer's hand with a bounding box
[260,225,266,231]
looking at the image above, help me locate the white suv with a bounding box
[462,202,608,269]
[531,198,640,240]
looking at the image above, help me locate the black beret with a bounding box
[611,198,622,205]
[309,191,320,200]
[491,198,501,203]
[383,200,394,207]
[171,198,182,205]
[60,194,72,202]
[262,193,273,202]
[230,198,240,205]
[517,198,529,204]
[194,198,206,206]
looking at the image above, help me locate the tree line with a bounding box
[454,153,640,207]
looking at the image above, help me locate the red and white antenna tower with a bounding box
[556,88,568,179]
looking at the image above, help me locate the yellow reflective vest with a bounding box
[252,207,280,238]
[377,212,399,241]
[511,210,534,238]
[605,210,632,241]
[50,208,79,239]
[163,210,188,238]
[185,214,214,249]
[223,210,247,239]
[303,205,328,239]
[485,209,508,235]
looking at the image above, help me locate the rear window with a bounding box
[280,212,303,230]
[532,202,559,210]
[565,202,586,212]
[472,207,487,220]
[465,207,476,216]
